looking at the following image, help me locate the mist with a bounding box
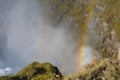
[0,0,94,76]
[0,0,79,75]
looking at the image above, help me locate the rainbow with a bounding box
[77,32,88,70]
[76,0,97,70]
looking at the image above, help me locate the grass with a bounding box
[32,73,61,80]
[0,62,62,80]
[64,59,120,80]
[1,59,120,80]
[29,0,120,79]
[17,62,61,77]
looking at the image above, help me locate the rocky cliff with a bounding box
[41,0,120,59]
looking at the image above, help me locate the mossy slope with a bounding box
[0,62,62,80]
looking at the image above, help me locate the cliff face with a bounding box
[89,0,119,59]
[41,0,120,59]
[88,0,120,59]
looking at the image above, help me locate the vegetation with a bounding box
[17,62,61,77]
[48,0,97,33]
[99,0,120,41]
[32,73,61,80]
[1,0,120,80]
[64,59,120,80]
[46,0,120,57]
[40,0,120,79]
[0,62,62,80]
[1,59,120,80]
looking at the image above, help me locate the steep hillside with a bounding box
[64,59,120,80]
[88,0,120,59]
[41,0,120,59]
[39,0,120,79]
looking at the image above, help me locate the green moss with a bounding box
[17,62,61,78]
[0,62,61,80]
[32,73,61,80]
